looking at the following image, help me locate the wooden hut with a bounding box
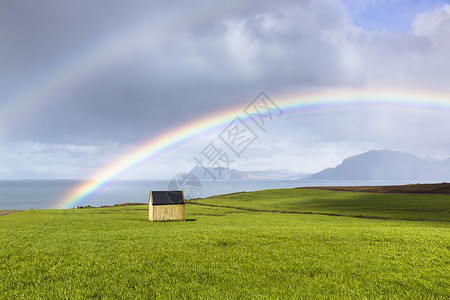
[149,191,185,221]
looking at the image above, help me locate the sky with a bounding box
[1,0,450,180]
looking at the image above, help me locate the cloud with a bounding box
[0,0,450,178]
[0,141,128,179]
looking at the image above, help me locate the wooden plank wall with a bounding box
[149,205,185,221]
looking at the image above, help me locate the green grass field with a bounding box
[197,189,450,221]
[0,189,449,299]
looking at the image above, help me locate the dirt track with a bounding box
[0,210,25,217]
[299,182,450,194]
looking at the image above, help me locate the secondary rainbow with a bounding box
[56,88,450,209]
[0,2,253,138]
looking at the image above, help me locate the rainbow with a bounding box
[0,29,140,137]
[0,2,254,138]
[56,88,450,209]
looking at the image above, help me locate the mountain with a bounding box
[189,166,308,181]
[307,149,450,181]
[189,166,246,180]
[243,169,309,180]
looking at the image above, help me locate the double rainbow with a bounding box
[55,88,450,209]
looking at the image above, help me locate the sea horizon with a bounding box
[0,179,438,210]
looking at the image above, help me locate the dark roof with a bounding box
[150,191,185,205]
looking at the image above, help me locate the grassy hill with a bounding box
[195,188,450,221]
[0,189,449,299]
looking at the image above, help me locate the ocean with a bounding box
[0,179,425,210]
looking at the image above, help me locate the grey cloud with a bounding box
[1,0,450,178]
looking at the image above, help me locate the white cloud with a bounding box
[412,4,450,37]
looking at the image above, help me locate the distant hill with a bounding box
[307,149,450,181]
[189,166,308,181]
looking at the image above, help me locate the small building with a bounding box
[149,191,185,221]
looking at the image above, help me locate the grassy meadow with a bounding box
[198,188,450,221]
[0,189,449,299]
